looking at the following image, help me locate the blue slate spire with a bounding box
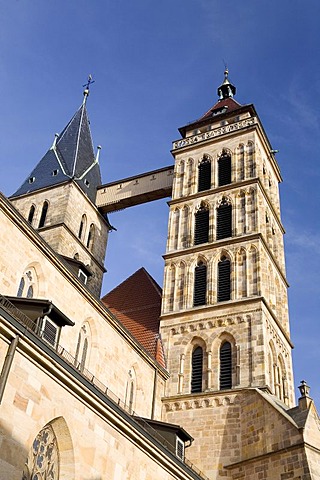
[12,88,101,204]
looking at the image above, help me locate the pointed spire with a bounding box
[12,82,101,203]
[217,68,236,100]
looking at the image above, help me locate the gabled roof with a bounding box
[101,268,166,369]
[12,100,101,203]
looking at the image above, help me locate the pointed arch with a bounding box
[180,205,190,248]
[27,204,36,225]
[17,267,38,298]
[193,260,207,306]
[217,255,231,302]
[172,208,180,250]
[220,341,232,390]
[125,367,137,413]
[191,346,204,393]
[174,160,184,198]
[38,201,49,228]
[218,150,231,186]
[78,214,87,240]
[198,155,211,192]
[217,197,232,240]
[194,203,209,245]
[22,417,75,480]
[86,223,95,250]
[75,322,91,372]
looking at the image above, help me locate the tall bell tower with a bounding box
[160,71,294,477]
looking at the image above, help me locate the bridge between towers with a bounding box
[96,165,174,213]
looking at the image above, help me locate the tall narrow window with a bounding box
[191,346,203,393]
[194,205,209,245]
[198,157,211,192]
[17,277,25,297]
[38,201,48,228]
[218,256,231,302]
[220,341,232,390]
[86,223,95,250]
[27,205,35,225]
[193,262,207,306]
[78,214,87,239]
[217,199,232,240]
[218,153,231,186]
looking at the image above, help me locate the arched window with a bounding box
[17,269,36,298]
[38,201,49,228]
[86,223,95,250]
[75,324,90,372]
[218,152,231,186]
[17,277,25,297]
[27,205,35,225]
[220,341,232,390]
[191,346,203,393]
[218,256,231,302]
[193,262,207,306]
[22,424,59,480]
[78,214,87,240]
[217,199,232,240]
[198,156,211,192]
[125,368,136,413]
[194,205,209,245]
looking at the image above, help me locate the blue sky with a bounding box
[1,1,320,404]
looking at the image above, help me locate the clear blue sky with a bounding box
[1,1,320,404]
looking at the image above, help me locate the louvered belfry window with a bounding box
[218,153,231,186]
[198,157,211,192]
[217,199,232,240]
[194,206,209,245]
[191,346,203,393]
[220,341,232,390]
[218,257,231,302]
[193,262,207,306]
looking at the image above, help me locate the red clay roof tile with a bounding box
[101,268,166,369]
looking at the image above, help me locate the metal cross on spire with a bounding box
[83,74,95,103]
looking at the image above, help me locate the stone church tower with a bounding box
[160,71,297,478]
[9,87,111,297]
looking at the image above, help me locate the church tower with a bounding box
[160,71,295,477]
[10,83,111,297]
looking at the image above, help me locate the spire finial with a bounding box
[217,67,236,100]
[82,74,95,104]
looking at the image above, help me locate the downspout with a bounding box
[0,335,20,404]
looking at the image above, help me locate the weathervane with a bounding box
[83,74,95,103]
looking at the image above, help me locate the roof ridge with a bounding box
[102,267,162,299]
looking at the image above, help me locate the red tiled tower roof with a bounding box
[101,268,166,369]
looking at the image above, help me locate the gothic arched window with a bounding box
[218,153,231,186]
[217,256,231,302]
[27,205,35,225]
[217,199,232,240]
[78,214,87,240]
[22,424,59,480]
[220,341,232,390]
[193,262,207,306]
[198,157,211,192]
[17,269,36,299]
[194,205,209,245]
[191,346,203,393]
[38,201,49,228]
[86,223,95,250]
[75,324,90,372]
